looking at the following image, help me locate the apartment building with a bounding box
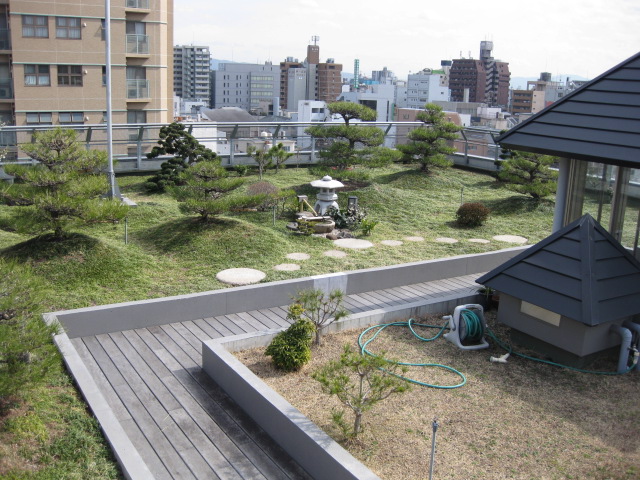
[406,68,449,108]
[449,41,510,107]
[0,0,173,128]
[173,44,210,104]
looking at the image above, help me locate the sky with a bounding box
[174,0,640,86]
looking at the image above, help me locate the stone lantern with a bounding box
[310,175,344,215]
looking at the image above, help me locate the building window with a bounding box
[22,15,48,38]
[101,19,106,41]
[58,65,83,86]
[26,112,52,125]
[59,112,84,124]
[127,110,146,124]
[24,65,50,86]
[56,17,81,39]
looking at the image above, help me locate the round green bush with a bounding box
[456,202,490,227]
[265,318,315,371]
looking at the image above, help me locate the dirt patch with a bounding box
[235,313,640,480]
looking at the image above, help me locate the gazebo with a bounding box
[497,51,640,260]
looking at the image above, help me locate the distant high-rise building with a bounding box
[0,0,173,127]
[278,40,342,111]
[213,62,279,112]
[174,45,211,104]
[449,41,510,107]
[371,67,395,85]
[406,68,450,108]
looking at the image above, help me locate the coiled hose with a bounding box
[358,309,637,389]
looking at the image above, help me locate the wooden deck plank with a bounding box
[244,310,286,331]
[212,315,248,335]
[256,308,290,328]
[224,313,259,334]
[164,376,271,480]
[119,418,173,480]
[237,310,280,330]
[160,324,202,363]
[121,330,173,379]
[71,337,132,422]
[172,368,311,479]
[201,316,238,336]
[147,325,200,370]
[192,318,225,339]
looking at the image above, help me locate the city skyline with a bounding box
[175,0,639,82]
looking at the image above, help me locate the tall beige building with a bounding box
[0,0,173,127]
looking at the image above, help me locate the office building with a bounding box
[212,62,280,113]
[406,68,450,108]
[0,0,173,127]
[449,41,510,107]
[174,45,211,104]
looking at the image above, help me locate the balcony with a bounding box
[0,78,12,99]
[0,28,9,50]
[126,34,149,55]
[126,79,149,100]
[125,0,150,9]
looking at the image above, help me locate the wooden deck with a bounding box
[70,273,480,479]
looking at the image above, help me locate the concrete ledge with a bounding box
[50,248,525,339]
[202,293,479,480]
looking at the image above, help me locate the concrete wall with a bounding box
[49,247,527,338]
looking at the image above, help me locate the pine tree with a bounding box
[497,150,558,199]
[306,102,399,170]
[0,128,128,239]
[397,103,461,172]
[145,122,217,192]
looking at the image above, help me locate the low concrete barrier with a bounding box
[49,247,526,338]
[202,293,479,480]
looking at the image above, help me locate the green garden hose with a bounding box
[358,309,637,389]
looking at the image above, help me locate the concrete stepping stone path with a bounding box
[493,234,528,244]
[286,253,310,261]
[380,240,403,246]
[333,238,374,249]
[435,237,458,244]
[273,263,301,271]
[216,268,266,285]
[323,249,348,258]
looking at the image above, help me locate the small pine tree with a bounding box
[293,289,348,346]
[497,150,558,199]
[397,103,461,172]
[145,122,217,192]
[246,144,272,179]
[312,345,410,436]
[0,128,128,239]
[169,158,268,220]
[266,142,294,173]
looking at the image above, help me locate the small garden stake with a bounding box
[429,417,439,480]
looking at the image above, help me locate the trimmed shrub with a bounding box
[456,202,490,227]
[265,304,315,371]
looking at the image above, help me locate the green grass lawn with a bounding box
[0,162,617,478]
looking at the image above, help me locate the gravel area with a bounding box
[236,313,640,480]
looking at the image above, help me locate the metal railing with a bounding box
[126,0,150,8]
[0,121,503,173]
[126,79,149,99]
[126,34,149,55]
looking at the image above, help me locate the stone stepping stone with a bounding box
[274,263,301,271]
[333,238,374,249]
[286,252,310,261]
[468,238,490,244]
[404,236,424,242]
[216,268,266,285]
[435,237,458,244]
[380,240,403,246]
[323,249,347,258]
[493,234,528,244]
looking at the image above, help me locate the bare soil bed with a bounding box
[235,313,640,480]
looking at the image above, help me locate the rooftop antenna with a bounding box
[311,35,319,45]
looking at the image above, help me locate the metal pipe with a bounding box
[610,324,633,373]
[623,321,640,371]
[428,417,439,480]
[104,0,117,199]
